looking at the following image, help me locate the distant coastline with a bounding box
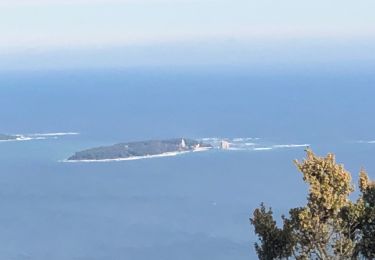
[0,134,27,142]
[0,132,79,142]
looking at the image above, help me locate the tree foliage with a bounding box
[250,203,295,260]
[250,149,375,260]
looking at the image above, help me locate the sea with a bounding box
[0,68,375,260]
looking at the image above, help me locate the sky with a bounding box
[1,0,375,70]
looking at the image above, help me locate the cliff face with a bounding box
[68,138,212,161]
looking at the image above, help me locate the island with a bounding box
[0,134,21,141]
[67,138,213,161]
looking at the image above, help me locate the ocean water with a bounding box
[0,68,375,259]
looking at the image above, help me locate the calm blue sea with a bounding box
[0,68,374,259]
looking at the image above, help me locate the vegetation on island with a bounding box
[250,149,375,260]
[68,138,212,161]
[0,134,18,140]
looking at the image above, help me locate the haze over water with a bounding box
[0,68,375,259]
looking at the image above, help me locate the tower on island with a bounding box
[180,138,186,149]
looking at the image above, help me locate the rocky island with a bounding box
[67,138,212,162]
[0,134,21,141]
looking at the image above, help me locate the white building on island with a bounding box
[220,140,230,150]
[180,138,186,149]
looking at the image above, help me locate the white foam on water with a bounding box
[245,143,257,146]
[273,144,310,148]
[0,136,32,142]
[227,147,247,151]
[63,151,193,163]
[29,132,80,137]
[0,132,79,143]
[353,140,375,144]
[253,147,273,151]
[232,137,260,142]
[192,147,212,152]
[200,137,221,141]
[358,140,375,144]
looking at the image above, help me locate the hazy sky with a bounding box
[1,0,375,70]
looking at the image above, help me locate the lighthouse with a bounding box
[180,138,186,149]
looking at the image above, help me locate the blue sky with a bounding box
[1,0,375,70]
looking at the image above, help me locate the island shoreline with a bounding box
[63,147,212,163]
